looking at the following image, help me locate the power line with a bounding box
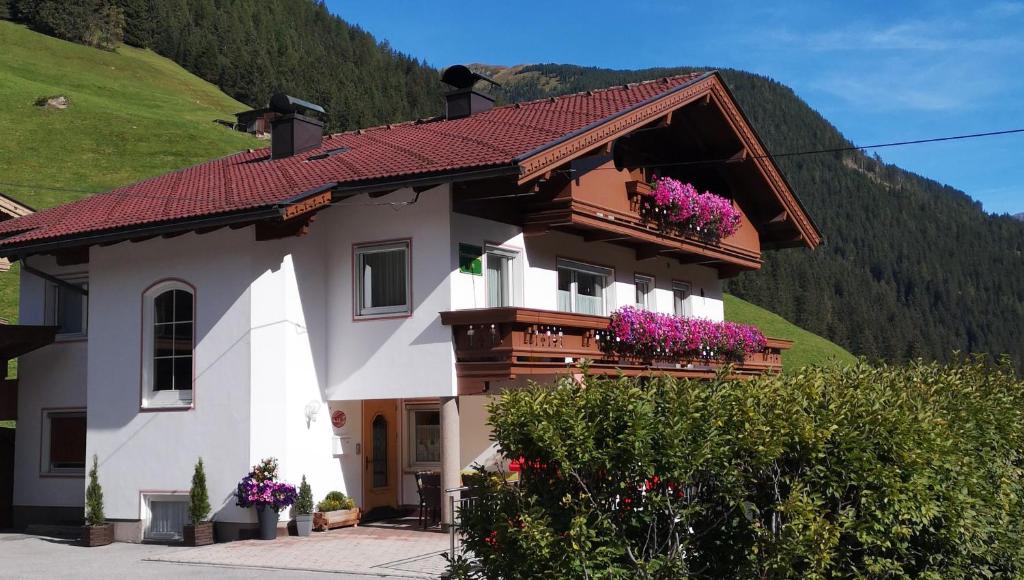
[619,128,1024,171]
[2,128,1023,197]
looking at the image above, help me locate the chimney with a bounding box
[441,65,501,120]
[268,93,326,159]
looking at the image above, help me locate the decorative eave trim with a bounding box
[514,73,822,249]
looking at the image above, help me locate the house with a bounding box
[0,68,820,542]
[0,192,34,273]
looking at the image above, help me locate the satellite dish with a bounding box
[441,65,501,90]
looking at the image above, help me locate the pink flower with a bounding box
[604,306,766,362]
[646,178,741,240]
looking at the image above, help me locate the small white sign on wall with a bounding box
[332,436,352,457]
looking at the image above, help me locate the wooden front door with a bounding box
[362,399,398,512]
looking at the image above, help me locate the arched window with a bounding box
[142,281,194,409]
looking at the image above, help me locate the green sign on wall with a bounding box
[458,243,483,275]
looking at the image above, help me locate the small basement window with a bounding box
[143,494,188,542]
[42,410,86,476]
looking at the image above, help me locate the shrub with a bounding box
[188,458,211,524]
[317,491,354,512]
[294,476,314,516]
[84,455,105,527]
[453,358,1024,579]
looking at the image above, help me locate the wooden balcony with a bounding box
[519,160,765,274]
[440,307,791,394]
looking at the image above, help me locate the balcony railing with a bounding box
[440,307,791,394]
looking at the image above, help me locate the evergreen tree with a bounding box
[188,458,211,524]
[85,455,105,526]
[295,475,313,515]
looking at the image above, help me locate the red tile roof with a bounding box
[0,73,707,253]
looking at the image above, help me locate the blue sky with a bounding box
[329,1,1024,215]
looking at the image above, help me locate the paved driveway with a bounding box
[146,523,450,578]
[0,523,449,579]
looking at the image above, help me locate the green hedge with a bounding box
[451,359,1024,579]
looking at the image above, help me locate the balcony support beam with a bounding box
[440,396,461,530]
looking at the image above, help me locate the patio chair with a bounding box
[415,471,442,528]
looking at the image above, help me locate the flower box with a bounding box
[313,508,361,531]
[628,177,742,242]
[183,522,214,546]
[604,306,766,363]
[81,524,114,547]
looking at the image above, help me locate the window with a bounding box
[42,410,86,475]
[557,259,612,315]
[142,281,194,408]
[44,280,87,337]
[485,247,519,307]
[143,494,188,541]
[673,281,692,317]
[634,274,654,310]
[407,407,441,468]
[355,241,411,318]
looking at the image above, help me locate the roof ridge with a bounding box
[323,72,709,139]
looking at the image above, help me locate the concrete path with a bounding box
[0,523,449,579]
[145,523,450,578]
[0,532,380,579]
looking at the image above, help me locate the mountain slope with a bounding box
[725,294,855,371]
[480,64,1024,369]
[0,21,257,319]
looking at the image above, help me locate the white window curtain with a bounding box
[635,275,653,310]
[486,248,517,307]
[673,282,692,317]
[146,498,188,541]
[556,260,611,315]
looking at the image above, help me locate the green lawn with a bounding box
[0,22,257,322]
[725,293,856,372]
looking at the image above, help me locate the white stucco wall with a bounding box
[450,213,724,320]
[13,257,89,510]
[323,185,456,401]
[83,229,256,523]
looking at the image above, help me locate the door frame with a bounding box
[361,399,398,512]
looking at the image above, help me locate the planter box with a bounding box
[81,524,114,547]
[183,522,214,546]
[313,508,360,531]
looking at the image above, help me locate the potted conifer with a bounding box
[183,458,214,546]
[293,475,314,536]
[81,455,113,547]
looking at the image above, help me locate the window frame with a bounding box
[39,408,86,477]
[556,258,613,316]
[672,280,693,317]
[140,279,196,410]
[484,245,521,308]
[405,403,442,470]
[353,239,413,320]
[43,277,88,339]
[634,273,655,310]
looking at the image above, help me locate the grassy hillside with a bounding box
[0,22,257,320]
[725,294,856,372]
